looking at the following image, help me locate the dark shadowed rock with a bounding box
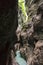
[0,0,18,65]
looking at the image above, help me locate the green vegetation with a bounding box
[18,0,28,23]
[18,0,39,30]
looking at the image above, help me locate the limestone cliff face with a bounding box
[31,40,43,65]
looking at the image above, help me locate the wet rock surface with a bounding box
[16,1,43,65]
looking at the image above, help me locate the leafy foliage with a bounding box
[18,0,39,30]
[18,0,28,24]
